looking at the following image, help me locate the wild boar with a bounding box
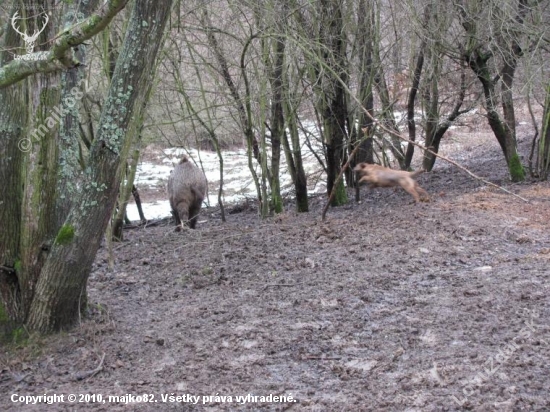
[167,155,208,230]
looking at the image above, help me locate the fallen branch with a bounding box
[123,217,170,230]
[73,352,105,381]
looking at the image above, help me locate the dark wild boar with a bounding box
[167,155,208,230]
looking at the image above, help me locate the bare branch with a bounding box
[73,353,106,381]
[0,0,129,89]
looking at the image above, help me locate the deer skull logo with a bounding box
[11,11,49,55]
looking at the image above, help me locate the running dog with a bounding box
[354,163,429,202]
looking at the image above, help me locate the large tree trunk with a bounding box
[19,67,62,322]
[2,0,62,322]
[23,0,173,333]
[0,3,27,321]
[0,0,133,331]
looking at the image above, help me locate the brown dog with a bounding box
[354,163,429,202]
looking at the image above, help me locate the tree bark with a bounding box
[0,2,27,321]
[25,0,173,332]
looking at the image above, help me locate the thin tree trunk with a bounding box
[132,186,147,223]
[422,65,467,171]
[282,85,309,212]
[371,2,405,170]
[538,82,550,179]
[354,0,375,201]
[404,5,430,169]
[269,34,285,213]
[318,0,348,206]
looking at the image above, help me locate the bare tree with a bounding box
[455,0,535,181]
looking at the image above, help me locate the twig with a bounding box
[303,356,341,360]
[123,217,170,230]
[12,372,32,383]
[73,353,106,381]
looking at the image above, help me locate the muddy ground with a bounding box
[1,129,550,411]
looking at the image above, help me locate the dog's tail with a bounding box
[410,169,425,177]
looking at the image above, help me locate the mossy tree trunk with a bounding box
[0,0,172,333]
[1,0,67,323]
[26,0,173,333]
[466,52,525,181]
[19,64,62,322]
